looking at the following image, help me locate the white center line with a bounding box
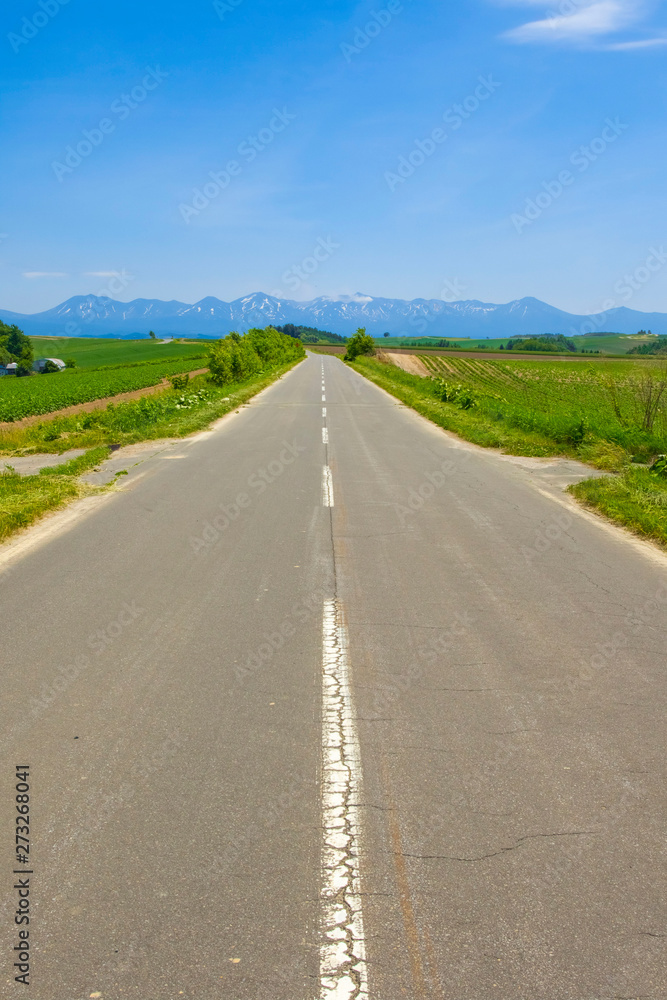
[322,407,327,418]
[322,394,326,402]
[322,466,334,507]
[320,600,368,999]
[322,427,329,444]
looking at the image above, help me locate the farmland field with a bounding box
[415,353,667,458]
[352,353,667,465]
[0,357,208,422]
[29,336,208,368]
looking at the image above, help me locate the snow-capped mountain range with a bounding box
[1,292,664,339]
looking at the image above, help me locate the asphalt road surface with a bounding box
[1,352,666,999]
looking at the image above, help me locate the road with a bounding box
[1,351,666,999]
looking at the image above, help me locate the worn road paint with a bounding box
[323,408,327,418]
[320,600,368,1000]
[322,466,334,507]
[323,428,329,444]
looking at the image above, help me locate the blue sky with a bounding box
[2,0,667,316]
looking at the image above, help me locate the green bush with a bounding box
[344,328,375,362]
[431,378,478,410]
[169,373,189,391]
[208,326,305,387]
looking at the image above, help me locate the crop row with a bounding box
[0,359,207,422]
[415,353,667,450]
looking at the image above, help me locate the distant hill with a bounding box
[2,292,666,340]
[274,323,345,344]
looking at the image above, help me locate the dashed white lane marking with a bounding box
[323,407,327,418]
[323,427,329,444]
[322,394,327,402]
[320,600,368,1000]
[322,466,334,507]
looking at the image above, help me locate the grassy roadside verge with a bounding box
[0,448,111,543]
[348,355,667,549]
[568,469,667,547]
[0,359,303,542]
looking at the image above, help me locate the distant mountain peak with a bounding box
[1,292,664,339]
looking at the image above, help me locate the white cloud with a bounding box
[606,34,667,46]
[84,270,122,277]
[499,0,665,47]
[22,271,68,278]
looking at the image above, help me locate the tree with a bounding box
[65,358,77,368]
[344,328,375,362]
[383,331,390,338]
[149,330,157,340]
[15,347,34,377]
[3,324,33,364]
[42,359,62,374]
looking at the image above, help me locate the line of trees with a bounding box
[627,334,667,356]
[208,326,305,387]
[503,333,576,352]
[274,323,346,345]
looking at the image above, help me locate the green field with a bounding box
[375,332,659,355]
[29,336,207,368]
[414,353,667,460]
[0,357,208,422]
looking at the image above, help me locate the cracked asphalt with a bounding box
[0,351,666,998]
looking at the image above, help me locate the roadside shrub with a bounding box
[344,328,375,362]
[431,378,478,410]
[208,327,304,388]
[169,373,189,391]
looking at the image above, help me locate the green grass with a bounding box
[410,353,666,464]
[569,468,667,548]
[349,354,667,546]
[30,336,208,368]
[39,446,111,476]
[0,467,86,542]
[0,357,208,422]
